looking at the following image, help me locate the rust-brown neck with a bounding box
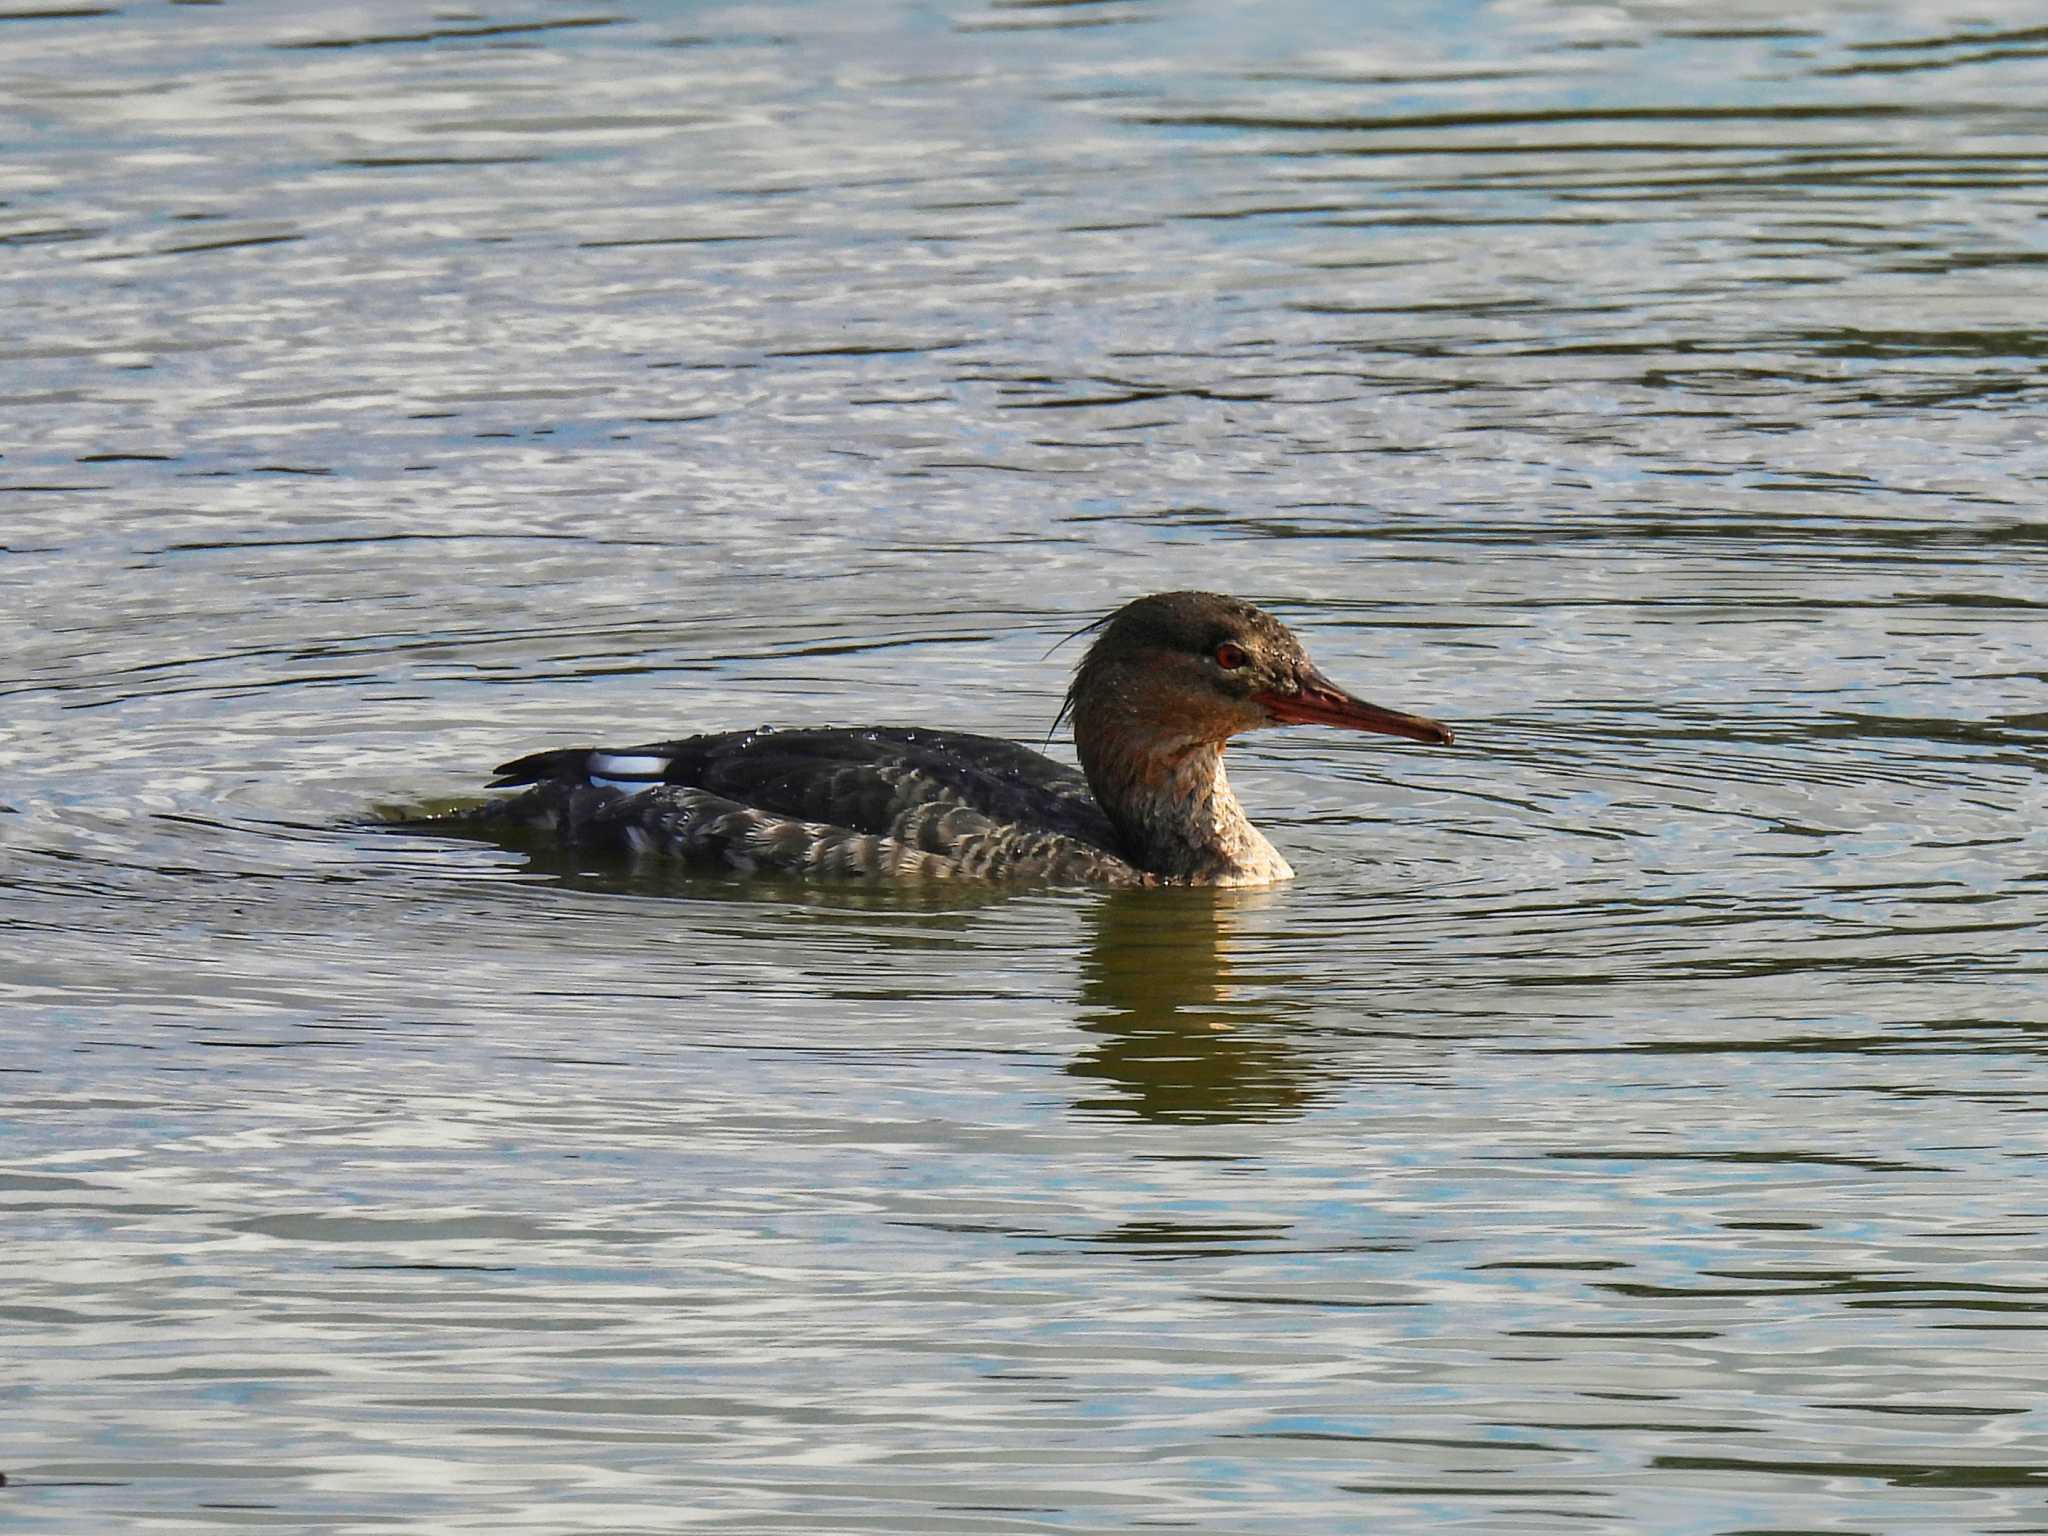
[1071,694,1293,887]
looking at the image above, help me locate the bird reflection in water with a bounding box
[437,849,1335,1127]
[1069,885,1330,1124]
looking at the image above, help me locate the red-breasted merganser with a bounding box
[421,592,1453,887]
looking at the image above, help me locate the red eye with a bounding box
[1214,643,1249,671]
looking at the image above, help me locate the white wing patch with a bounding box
[590,753,672,777]
[588,752,672,794]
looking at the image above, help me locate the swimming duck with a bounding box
[418,591,1453,886]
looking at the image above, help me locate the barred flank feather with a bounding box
[450,758,1148,885]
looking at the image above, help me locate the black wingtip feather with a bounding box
[487,747,593,789]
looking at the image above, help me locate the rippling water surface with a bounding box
[5,1,2046,1531]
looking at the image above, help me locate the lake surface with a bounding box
[4,0,2046,1531]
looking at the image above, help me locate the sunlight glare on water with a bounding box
[2,0,2046,1531]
